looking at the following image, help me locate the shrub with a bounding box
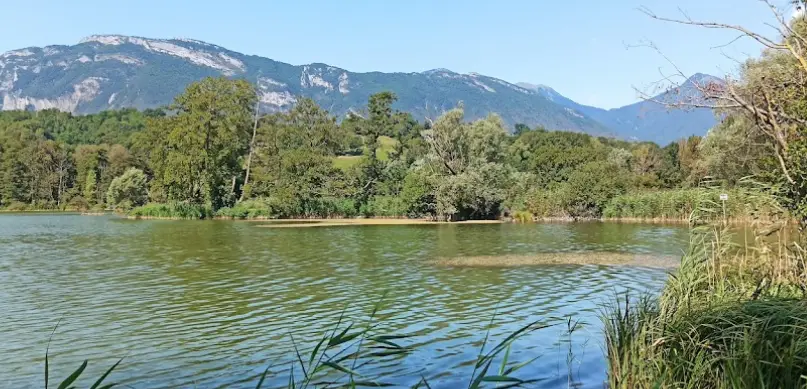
[106,168,148,210]
[512,210,534,223]
[560,162,627,218]
[305,197,358,218]
[399,170,436,217]
[67,196,90,212]
[524,188,566,218]
[5,201,28,211]
[129,202,213,219]
[216,198,277,219]
[363,196,406,217]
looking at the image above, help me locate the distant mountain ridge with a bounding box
[0,34,715,144]
[517,76,718,145]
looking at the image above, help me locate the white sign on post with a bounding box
[720,194,729,201]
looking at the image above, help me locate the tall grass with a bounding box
[128,202,213,220]
[602,186,782,222]
[602,187,807,388]
[215,198,278,219]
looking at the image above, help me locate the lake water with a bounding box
[0,214,690,388]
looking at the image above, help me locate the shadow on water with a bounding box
[0,215,688,388]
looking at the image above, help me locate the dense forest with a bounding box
[0,76,787,220]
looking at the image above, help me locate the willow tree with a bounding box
[424,107,511,220]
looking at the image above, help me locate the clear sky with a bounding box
[0,0,793,108]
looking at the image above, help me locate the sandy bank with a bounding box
[433,252,680,269]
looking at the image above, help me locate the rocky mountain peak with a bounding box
[0,34,716,142]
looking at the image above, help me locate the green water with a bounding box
[0,214,690,388]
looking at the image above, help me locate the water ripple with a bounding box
[0,215,683,388]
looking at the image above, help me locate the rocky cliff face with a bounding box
[0,34,714,142]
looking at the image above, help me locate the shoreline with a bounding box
[3,211,775,227]
[255,218,503,228]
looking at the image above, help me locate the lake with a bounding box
[0,214,689,388]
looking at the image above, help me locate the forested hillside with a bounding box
[0,77,757,220]
[0,35,714,141]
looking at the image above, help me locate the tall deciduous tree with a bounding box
[424,108,511,220]
[148,77,256,208]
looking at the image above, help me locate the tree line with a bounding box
[0,76,789,220]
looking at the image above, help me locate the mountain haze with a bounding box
[517,76,718,145]
[0,35,714,143]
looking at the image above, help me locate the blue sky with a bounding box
[0,0,791,108]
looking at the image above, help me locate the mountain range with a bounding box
[0,35,717,144]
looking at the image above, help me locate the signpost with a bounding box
[720,193,728,221]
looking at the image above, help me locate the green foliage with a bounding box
[522,188,566,218]
[362,195,407,217]
[425,109,511,220]
[83,171,97,205]
[106,168,148,210]
[0,76,788,221]
[603,186,781,221]
[511,210,533,223]
[128,202,213,219]
[215,198,277,219]
[398,170,436,217]
[145,77,256,209]
[508,129,608,186]
[560,162,628,218]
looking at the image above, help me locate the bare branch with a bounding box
[638,6,785,50]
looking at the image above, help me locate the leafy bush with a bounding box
[129,202,213,219]
[106,168,148,210]
[512,210,534,223]
[67,196,90,212]
[304,197,358,218]
[225,196,360,219]
[559,162,627,218]
[5,201,28,211]
[362,195,407,217]
[523,188,566,218]
[216,198,277,219]
[516,162,626,219]
[399,170,436,217]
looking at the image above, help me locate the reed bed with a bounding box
[602,187,782,223]
[128,202,213,220]
[602,193,807,388]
